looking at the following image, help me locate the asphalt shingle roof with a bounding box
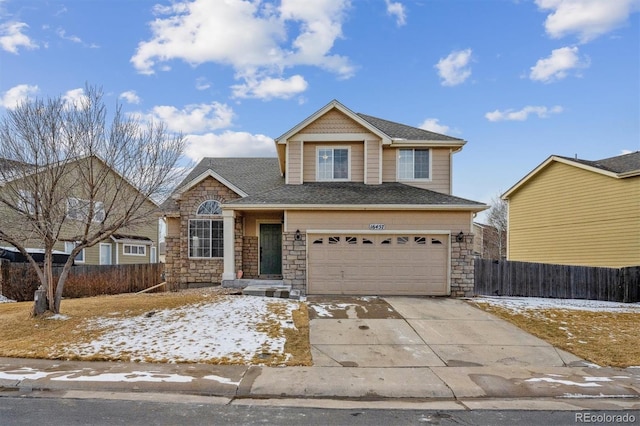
[357,113,464,142]
[227,182,485,207]
[161,158,284,211]
[558,151,640,175]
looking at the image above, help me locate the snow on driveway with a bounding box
[61,295,300,364]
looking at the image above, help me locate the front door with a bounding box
[260,224,282,276]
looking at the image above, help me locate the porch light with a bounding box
[295,229,302,241]
[456,231,464,243]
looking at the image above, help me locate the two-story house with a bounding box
[0,155,160,266]
[162,100,487,296]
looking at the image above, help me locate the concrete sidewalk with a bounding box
[0,296,639,410]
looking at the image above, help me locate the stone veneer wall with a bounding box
[450,233,475,297]
[242,236,259,279]
[282,232,306,293]
[165,176,243,289]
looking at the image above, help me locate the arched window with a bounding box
[190,199,224,258]
[196,200,222,215]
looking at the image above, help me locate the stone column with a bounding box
[222,209,236,281]
[450,233,475,297]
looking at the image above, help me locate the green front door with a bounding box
[260,223,282,275]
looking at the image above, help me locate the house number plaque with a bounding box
[369,224,385,230]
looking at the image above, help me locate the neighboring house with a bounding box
[0,156,160,266]
[472,222,506,260]
[162,100,487,296]
[502,152,640,268]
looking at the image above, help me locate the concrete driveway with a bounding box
[307,296,585,368]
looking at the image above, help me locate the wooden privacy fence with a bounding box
[474,259,640,303]
[0,260,165,302]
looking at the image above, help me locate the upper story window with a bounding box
[64,241,85,263]
[197,200,222,215]
[67,198,105,222]
[18,190,35,215]
[317,147,349,181]
[398,148,430,180]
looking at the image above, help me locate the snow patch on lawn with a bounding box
[0,295,15,303]
[472,296,640,313]
[62,295,299,364]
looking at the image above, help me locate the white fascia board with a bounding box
[172,170,248,200]
[391,140,466,150]
[110,237,153,245]
[222,203,488,212]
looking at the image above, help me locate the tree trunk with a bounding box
[53,259,74,314]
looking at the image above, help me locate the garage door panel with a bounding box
[308,233,449,296]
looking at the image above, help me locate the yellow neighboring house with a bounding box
[502,152,640,268]
[0,156,160,266]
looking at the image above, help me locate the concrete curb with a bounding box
[1,358,639,409]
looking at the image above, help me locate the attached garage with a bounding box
[307,232,449,295]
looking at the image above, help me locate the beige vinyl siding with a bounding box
[508,162,640,268]
[286,140,303,184]
[286,210,471,233]
[243,211,285,237]
[53,219,158,265]
[382,147,451,194]
[365,140,381,184]
[302,142,364,182]
[297,109,370,134]
[118,243,151,264]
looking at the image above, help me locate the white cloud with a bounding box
[0,21,38,54]
[419,118,450,135]
[139,102,234,134]
[485,105,563,122]
[195,77,211,91]
[385,0,407,26]
[184,131,276,161]
[130,0,353,99]
[0,84,39,109]
[435,48,472,86]
[62,88,89,107]
[530,46,589,83]
[119,90,141,104]
[231,74,308,100]
[56,28,82,44]
[536,0,640,43]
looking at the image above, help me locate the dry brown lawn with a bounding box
[471,301,640,368]
[0,289,311,366]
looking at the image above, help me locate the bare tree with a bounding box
[485,193,508,260]
[0,85,186,315]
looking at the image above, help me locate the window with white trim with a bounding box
[189,220,223,258]
[64,241,85,263]
[398,149,430,180]
[123,244,146,256]
[317,148,349,181]
[66,198,105,222]
[197,200,222,215]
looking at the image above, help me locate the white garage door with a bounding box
[307,233,449,295]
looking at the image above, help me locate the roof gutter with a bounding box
[222,203,488,212]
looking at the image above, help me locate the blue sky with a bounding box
[1,0,639,220]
